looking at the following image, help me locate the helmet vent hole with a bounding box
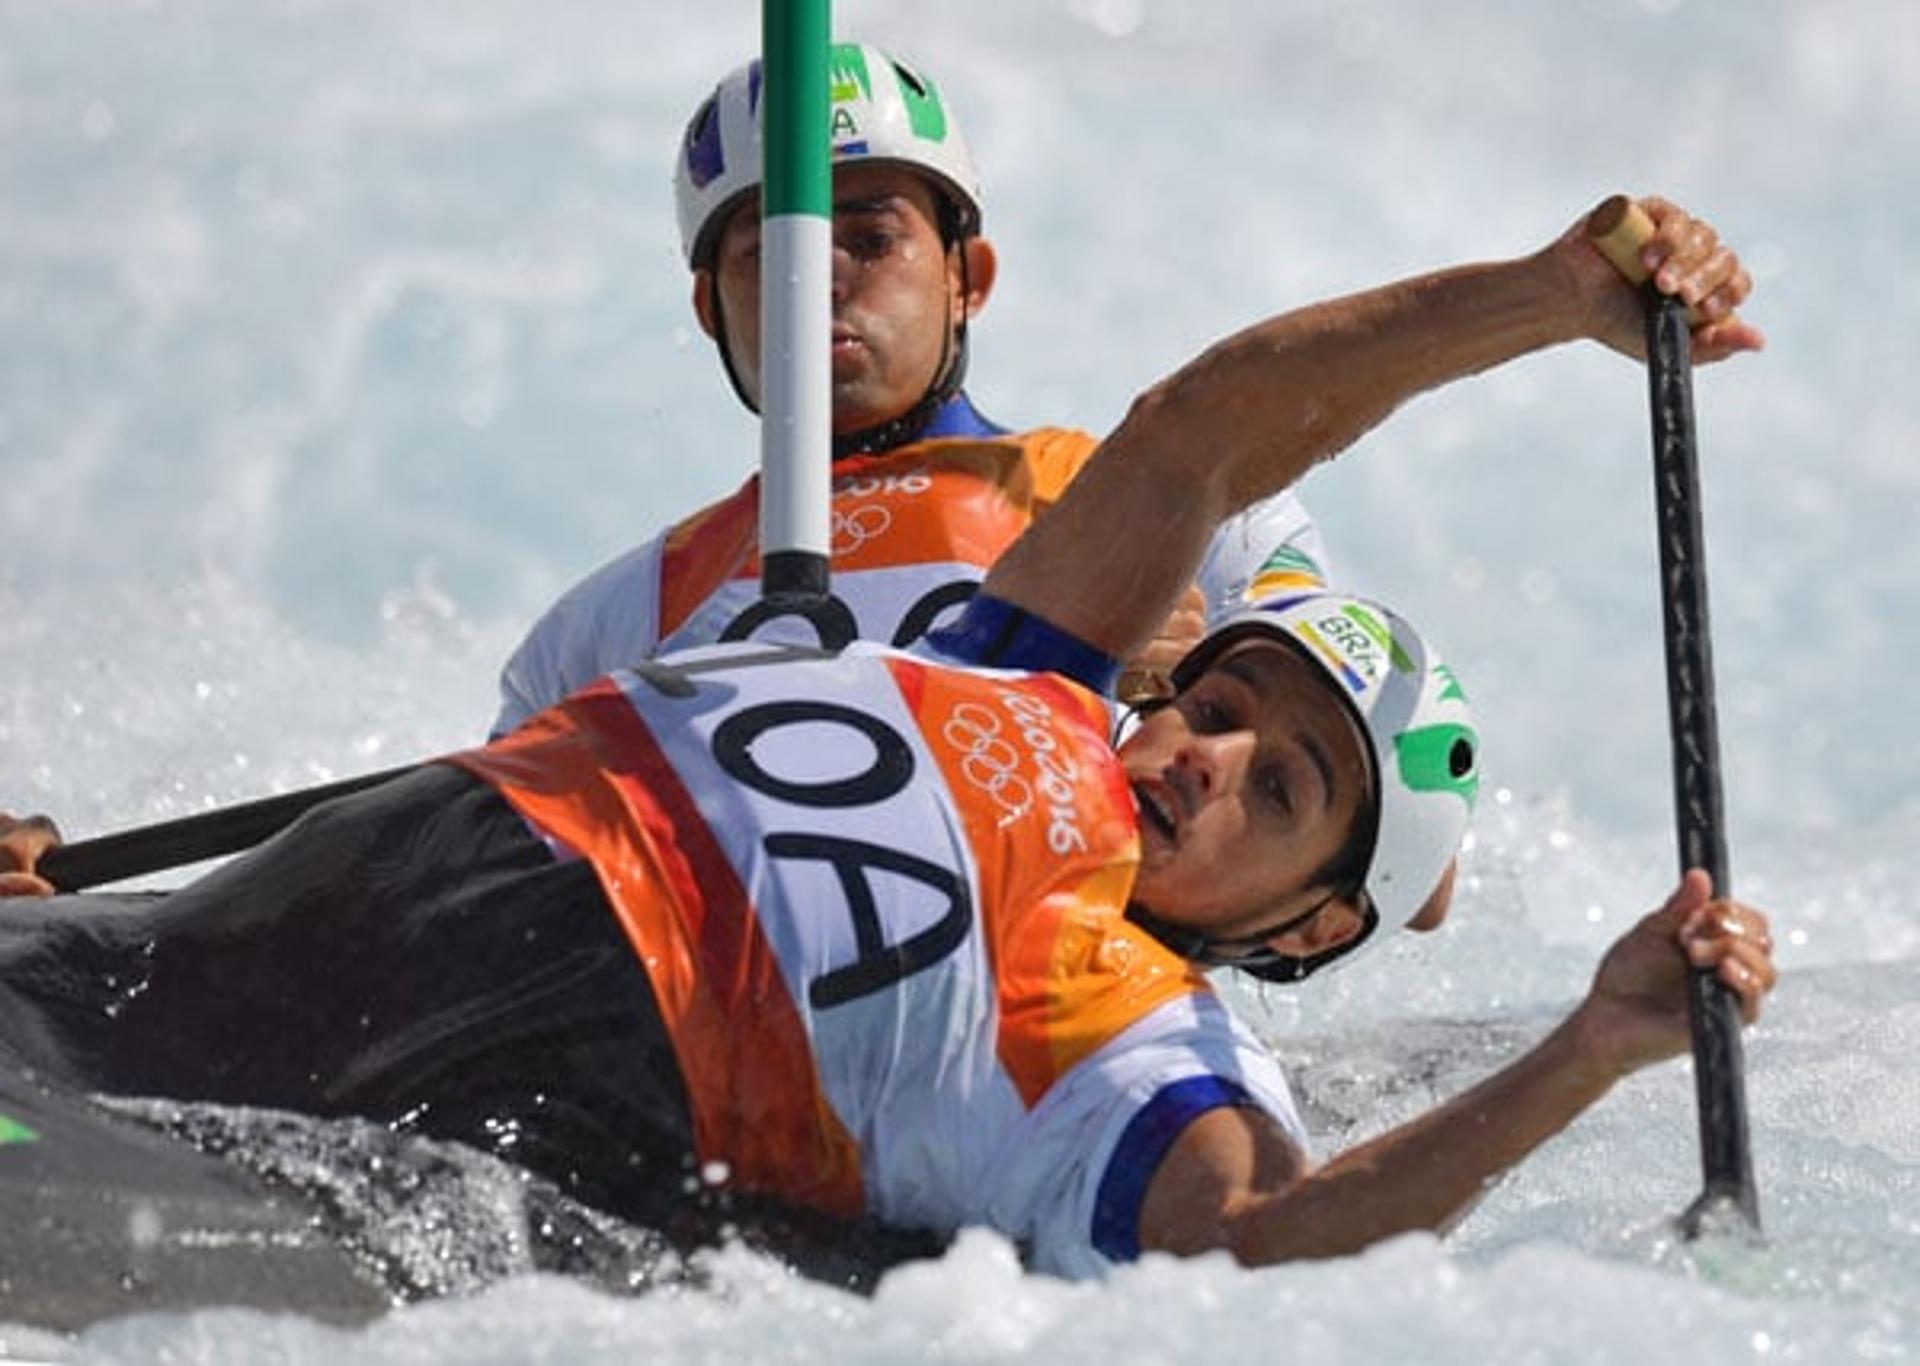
[1449,738,1475,778]
[893,62,930,98]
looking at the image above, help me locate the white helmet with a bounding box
[674,41,984,269]
[1161,589,1480,983]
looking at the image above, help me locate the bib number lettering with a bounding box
[716,579,979,651]
[708,691,974,1009]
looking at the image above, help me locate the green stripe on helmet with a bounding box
[1345,603,1416,673]
[829,43,871,102]
[676,43,984,266]
[829,44,947,143]
[0,1111,39,1145]
[897,73,949,142]
[1256,544,1324,579]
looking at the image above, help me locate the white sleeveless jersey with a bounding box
[491,429,1328,736]
[454,640,1307,1277]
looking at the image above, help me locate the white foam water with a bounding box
[4,0,1918,1360]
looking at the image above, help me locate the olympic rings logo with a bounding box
[941,701,1034,824]
[831,502,894,555]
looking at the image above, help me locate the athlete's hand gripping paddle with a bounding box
[1586,195,1761,1238]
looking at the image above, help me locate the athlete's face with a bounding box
[694,163,996,433]
[1120,639,1376,960]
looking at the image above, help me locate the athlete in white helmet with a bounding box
[1121,591,1478,985]
[2,190,1773,1277]
[675,41,991,428]
[487,41,1331,737]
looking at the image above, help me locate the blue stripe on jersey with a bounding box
[922,592,1119,696]
[1090,1074,1257,1262]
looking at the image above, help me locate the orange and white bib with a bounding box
[457,641,1306,1276]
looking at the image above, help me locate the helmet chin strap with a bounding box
[1125,891,1340,969]
[704,227,974,458]
[1127,894,1380,985]
[706,279,763,416]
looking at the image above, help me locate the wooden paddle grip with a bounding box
[1585,194,1707,325]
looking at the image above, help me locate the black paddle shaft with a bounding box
[38,764,417,892]
[1645,291,1761,1235]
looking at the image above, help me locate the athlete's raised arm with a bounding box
[979,196,1763,665]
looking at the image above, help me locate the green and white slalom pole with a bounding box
[758,0,833,604]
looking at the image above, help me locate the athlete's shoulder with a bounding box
[491,528,679,736]
[660,471,761,553]
[908,394,1098,492]
[1014,426,1099,493]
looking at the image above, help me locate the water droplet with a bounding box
[127,1202,163,1248]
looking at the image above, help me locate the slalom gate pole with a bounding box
[757,0,833,604]
[1586,195,1761,1237]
